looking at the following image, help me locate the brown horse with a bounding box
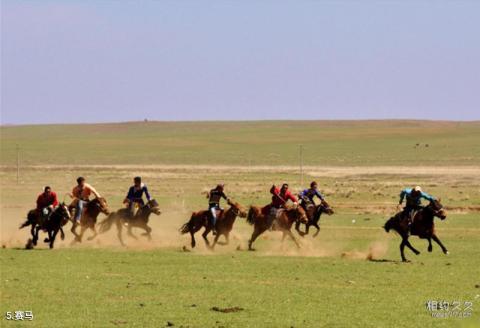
[295,200,334,237]
[384,199,448,262]
[246,205,308,251]
[98,199,161,246]
[20,203,71,249]
[180,201,247,249]
[70,197,110,243]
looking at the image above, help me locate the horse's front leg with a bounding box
[312,223,320,237]
[60,227,65,241]
[427,238,433,252]
[404,238,420,255]
[77,225,87,243]
[295,221,305,237]
[49,229,59,249]
[432,234,449,255]
[211,233,220,250]
[87,225,98,241]
[44,230,52,243]
[217,232,230,246]
[286,230,301,248]
[140,224,152,241]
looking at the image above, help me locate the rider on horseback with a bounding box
[36,186,59,225]
[206,184,230,235]
[298,181,325,211]
[398,186,435,226]
[268,183,298,228]
[70,177,102,223]
[123,176,151,219]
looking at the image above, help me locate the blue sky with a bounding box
[1,0,479,124]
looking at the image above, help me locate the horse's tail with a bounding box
[99,212,117,234]
[383,216,395,233]
[246,207,256,226]
[19,219,31,229]
[180,213,195,234]
[19,211,35,229]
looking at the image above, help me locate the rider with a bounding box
[206,184,230,234]
[268,183,298,228]
[36,186,59,224]
[123,176,151,218]
[70,177,101,224]
[298,181,325,212]
[398,186,435,225]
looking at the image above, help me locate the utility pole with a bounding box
[16,144,20,184]
[299,144,304,186]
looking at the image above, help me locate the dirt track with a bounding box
[2,164,480,177]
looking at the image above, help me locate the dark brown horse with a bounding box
[70,197,110,243]
[20,207,66,241]
[246,205,308,251]
[384,199,448,262]
[20,203,71,249]
[98,199,161,246]
[295,200,334,237]
[180,201,247,249]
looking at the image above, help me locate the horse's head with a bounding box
[229,201,247,218]
[289,204,308,224]
[56,202,71,225]
[94,197,110,215]
[320,200,334,215]
[429,198,447,220]
[146,199,162,215]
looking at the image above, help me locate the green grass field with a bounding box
[1,121,479,327]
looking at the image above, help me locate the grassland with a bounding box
[1,120,480,166]
[1,121,479,327]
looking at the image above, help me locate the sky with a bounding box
[1,0,479,124]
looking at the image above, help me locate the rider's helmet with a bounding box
[44,186,51,193]
[310,181,318,189]
[134,176,142,184]
[77,177,85,185]
[281,183,289,191]
[216,184,224,192]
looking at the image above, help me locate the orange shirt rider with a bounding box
[71,183,100,201]
[70,177,101,222]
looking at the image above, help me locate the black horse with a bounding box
[384,199,448,262]
[21,203,71,249]
[99,199,161,246]
[295,200,334,237]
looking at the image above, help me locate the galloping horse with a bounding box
[180,201,247,249]
[246,205,308,251]
[70,197,110,243]
[384,199,448,262]
[99,199,161,246]
[295,200,334,237]
[20,203,71,248]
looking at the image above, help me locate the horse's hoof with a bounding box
[44,238,50,243]
[248,248,256,251]
[415,251,420,255]
[428,246,432,252]
[444,250,450,255]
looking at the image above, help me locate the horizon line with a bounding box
[2,118,480,128]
